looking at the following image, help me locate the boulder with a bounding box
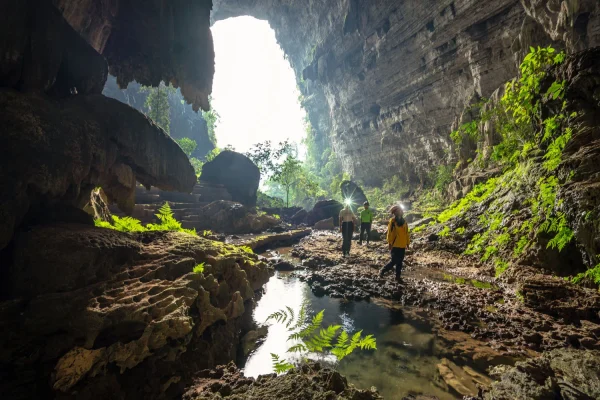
[306,199,343,226]
[273,261,295,271]
[200,151,260,206]
[291,209,309,225]
[314,217,335,231]
[83,188,112,223]
[340,180,368,209]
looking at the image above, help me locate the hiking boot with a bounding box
[395,275,403,283]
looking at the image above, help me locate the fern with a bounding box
[193,263,205,274]
[267,306,377,374]
[270,354,294,374]
[94,202,197,236]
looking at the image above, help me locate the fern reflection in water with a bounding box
[266,304,377,373]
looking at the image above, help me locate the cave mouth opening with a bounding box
[210,16,307,155]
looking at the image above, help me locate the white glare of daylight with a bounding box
[211,17,307,155]
[344,198,352,206]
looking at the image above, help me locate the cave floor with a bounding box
[290,230,600,362]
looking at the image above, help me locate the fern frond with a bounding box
[156,202,174,221]
[298,310,324,339]
[266,309,289,324]
[287,343,307,353]
[285,306,295,329]
[289,303,308,331]
[271,353,294,374]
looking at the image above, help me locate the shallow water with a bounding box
[243,267,474,399]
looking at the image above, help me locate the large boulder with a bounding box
[306,199,343,226]
[314,217,335,231]
[200,151,260,206]
[340,180,368,209]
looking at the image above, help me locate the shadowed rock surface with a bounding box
[0,224,272,399]
[183,362,382,400]
[0,90,196,251]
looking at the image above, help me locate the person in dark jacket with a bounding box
[379,205,410,281]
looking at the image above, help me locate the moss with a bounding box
[494,259,509,277]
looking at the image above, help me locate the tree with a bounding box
[140,81,176,134]
[176,137,197,157]
[271,155,302,207]
[245,140,295,181]
[202,97,220,146]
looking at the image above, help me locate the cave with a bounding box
[1,0,600,399]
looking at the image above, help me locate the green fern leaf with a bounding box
[285,306,295,329]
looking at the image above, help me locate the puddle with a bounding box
[242,271,489,399]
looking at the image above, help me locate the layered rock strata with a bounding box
[0,224,272,399]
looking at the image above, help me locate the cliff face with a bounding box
[103,76,216,159]
[212,0,599,186]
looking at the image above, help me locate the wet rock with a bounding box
[306,200,343,226]
[240,326,269,356]
[200,151,260,206]
[436,358,490,397]
[183,362,382,399]
[518,275,600,323]
[314,217,335,231]
[340,180,368,208]
[273,261,295,271]
[486,348,600,400]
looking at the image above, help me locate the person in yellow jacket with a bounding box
[378,205,410,281]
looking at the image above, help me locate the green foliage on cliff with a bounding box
[202,97,219,146]
[438,46,578,273]
[571,264,600,288]
[94,202,197,235]
[140,82,176,134]
[267,304,377,374]
[176,137,203,177]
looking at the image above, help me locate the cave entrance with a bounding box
[210,16,306,155]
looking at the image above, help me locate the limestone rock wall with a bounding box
[0,224,272,399]
[213,0,599,186]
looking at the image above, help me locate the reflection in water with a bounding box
[243,272,461,399]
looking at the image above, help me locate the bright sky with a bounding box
[211,17,307,155]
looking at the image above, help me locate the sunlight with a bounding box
[211,17,306,154]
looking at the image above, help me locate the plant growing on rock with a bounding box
[267,304,377,374]
[94,202,197,235]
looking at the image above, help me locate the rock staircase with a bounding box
[111,182,234,230]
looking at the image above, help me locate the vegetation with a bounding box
[94,202,196,235]
[435,46,579,276]
[140,82,176,134]
[246,139,325,209]
[571,264,600,288]
[176,137,204,177]
[193,263,205,274]
[267,304,377,374]
[202,96,220,147]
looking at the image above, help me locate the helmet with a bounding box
[364,201,369,206]
[389,205,400,214]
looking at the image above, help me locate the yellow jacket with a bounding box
[387,217,410,248]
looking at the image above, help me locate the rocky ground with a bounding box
[287,229,600,397]
[0,223,273,400]
[182,362,384,400]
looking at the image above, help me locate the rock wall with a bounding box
[212,0,599,186]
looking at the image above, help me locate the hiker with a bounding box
[359,201,374,245]
[339,203,358,256]
[379,205,410,281]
